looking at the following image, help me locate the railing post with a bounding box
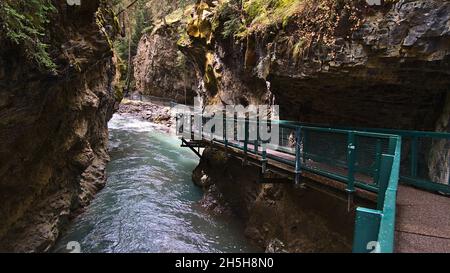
[410,136,418,177]
[295,127,302,184]
[210,115,214,142]
[347,132,356,193]
[377,154,394,210]
[194,113,203,141]
[302,129,307,163]
[388,136,397,154]
[190,114,194,140]
[261,143,267,173]
[181,113,189,139]
[223,113,228,150]
[373,139,382,185]
[353,207,382,253]
[202,114,206,140]
[448,164,450,186]
[175,114,180,135]
[254,119,259,154]
[179,114,184,136]
[244,118,249,155]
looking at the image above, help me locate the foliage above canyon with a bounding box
[0,0,57,71]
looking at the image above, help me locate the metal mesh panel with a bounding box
[278,127,296,154]
[415,137,433,181]
[399,136,450,187]
[303,130,348,169]
[301,130,393,186]
[354,135,390,185]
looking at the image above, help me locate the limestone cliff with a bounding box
[182,0,450,130]
[134,14,199,103]
[0,1,120,252]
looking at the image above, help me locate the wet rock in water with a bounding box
[198,185,233,216]
[117,99,173,128]
[193,167,213,188]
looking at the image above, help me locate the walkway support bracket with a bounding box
[294,127,302,185]
[181,138,203,159]
[347,132,356,193]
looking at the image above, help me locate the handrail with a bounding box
[194,115,398,139]
[227,116,449,194]
[278,120,450,139]
[283,120,450,193]
[377,136,401,252]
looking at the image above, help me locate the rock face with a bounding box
[181,0,450,251]
[183,0,450,130]
[134,22,199,104]
[266,0,450,130]
[428,93,450,187]
[0,1,120,252]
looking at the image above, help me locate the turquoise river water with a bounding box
[53,114,257,253]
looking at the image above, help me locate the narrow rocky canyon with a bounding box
[0,0,449,254]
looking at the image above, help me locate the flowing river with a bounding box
[53,114,257,253]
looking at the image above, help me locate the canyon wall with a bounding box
[182,0,450,130]
[0,1,120,252]
[134,16,199,104]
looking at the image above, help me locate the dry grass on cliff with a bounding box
[283,0,372,63]
[243,0,304,33]
[217,0,363,40]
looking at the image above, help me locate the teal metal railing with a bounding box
[353,136,401,253]
[278,121,450,194]
[369,129,449,194]
[176,113,402,252]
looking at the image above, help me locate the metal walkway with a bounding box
[176,112,450,253]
